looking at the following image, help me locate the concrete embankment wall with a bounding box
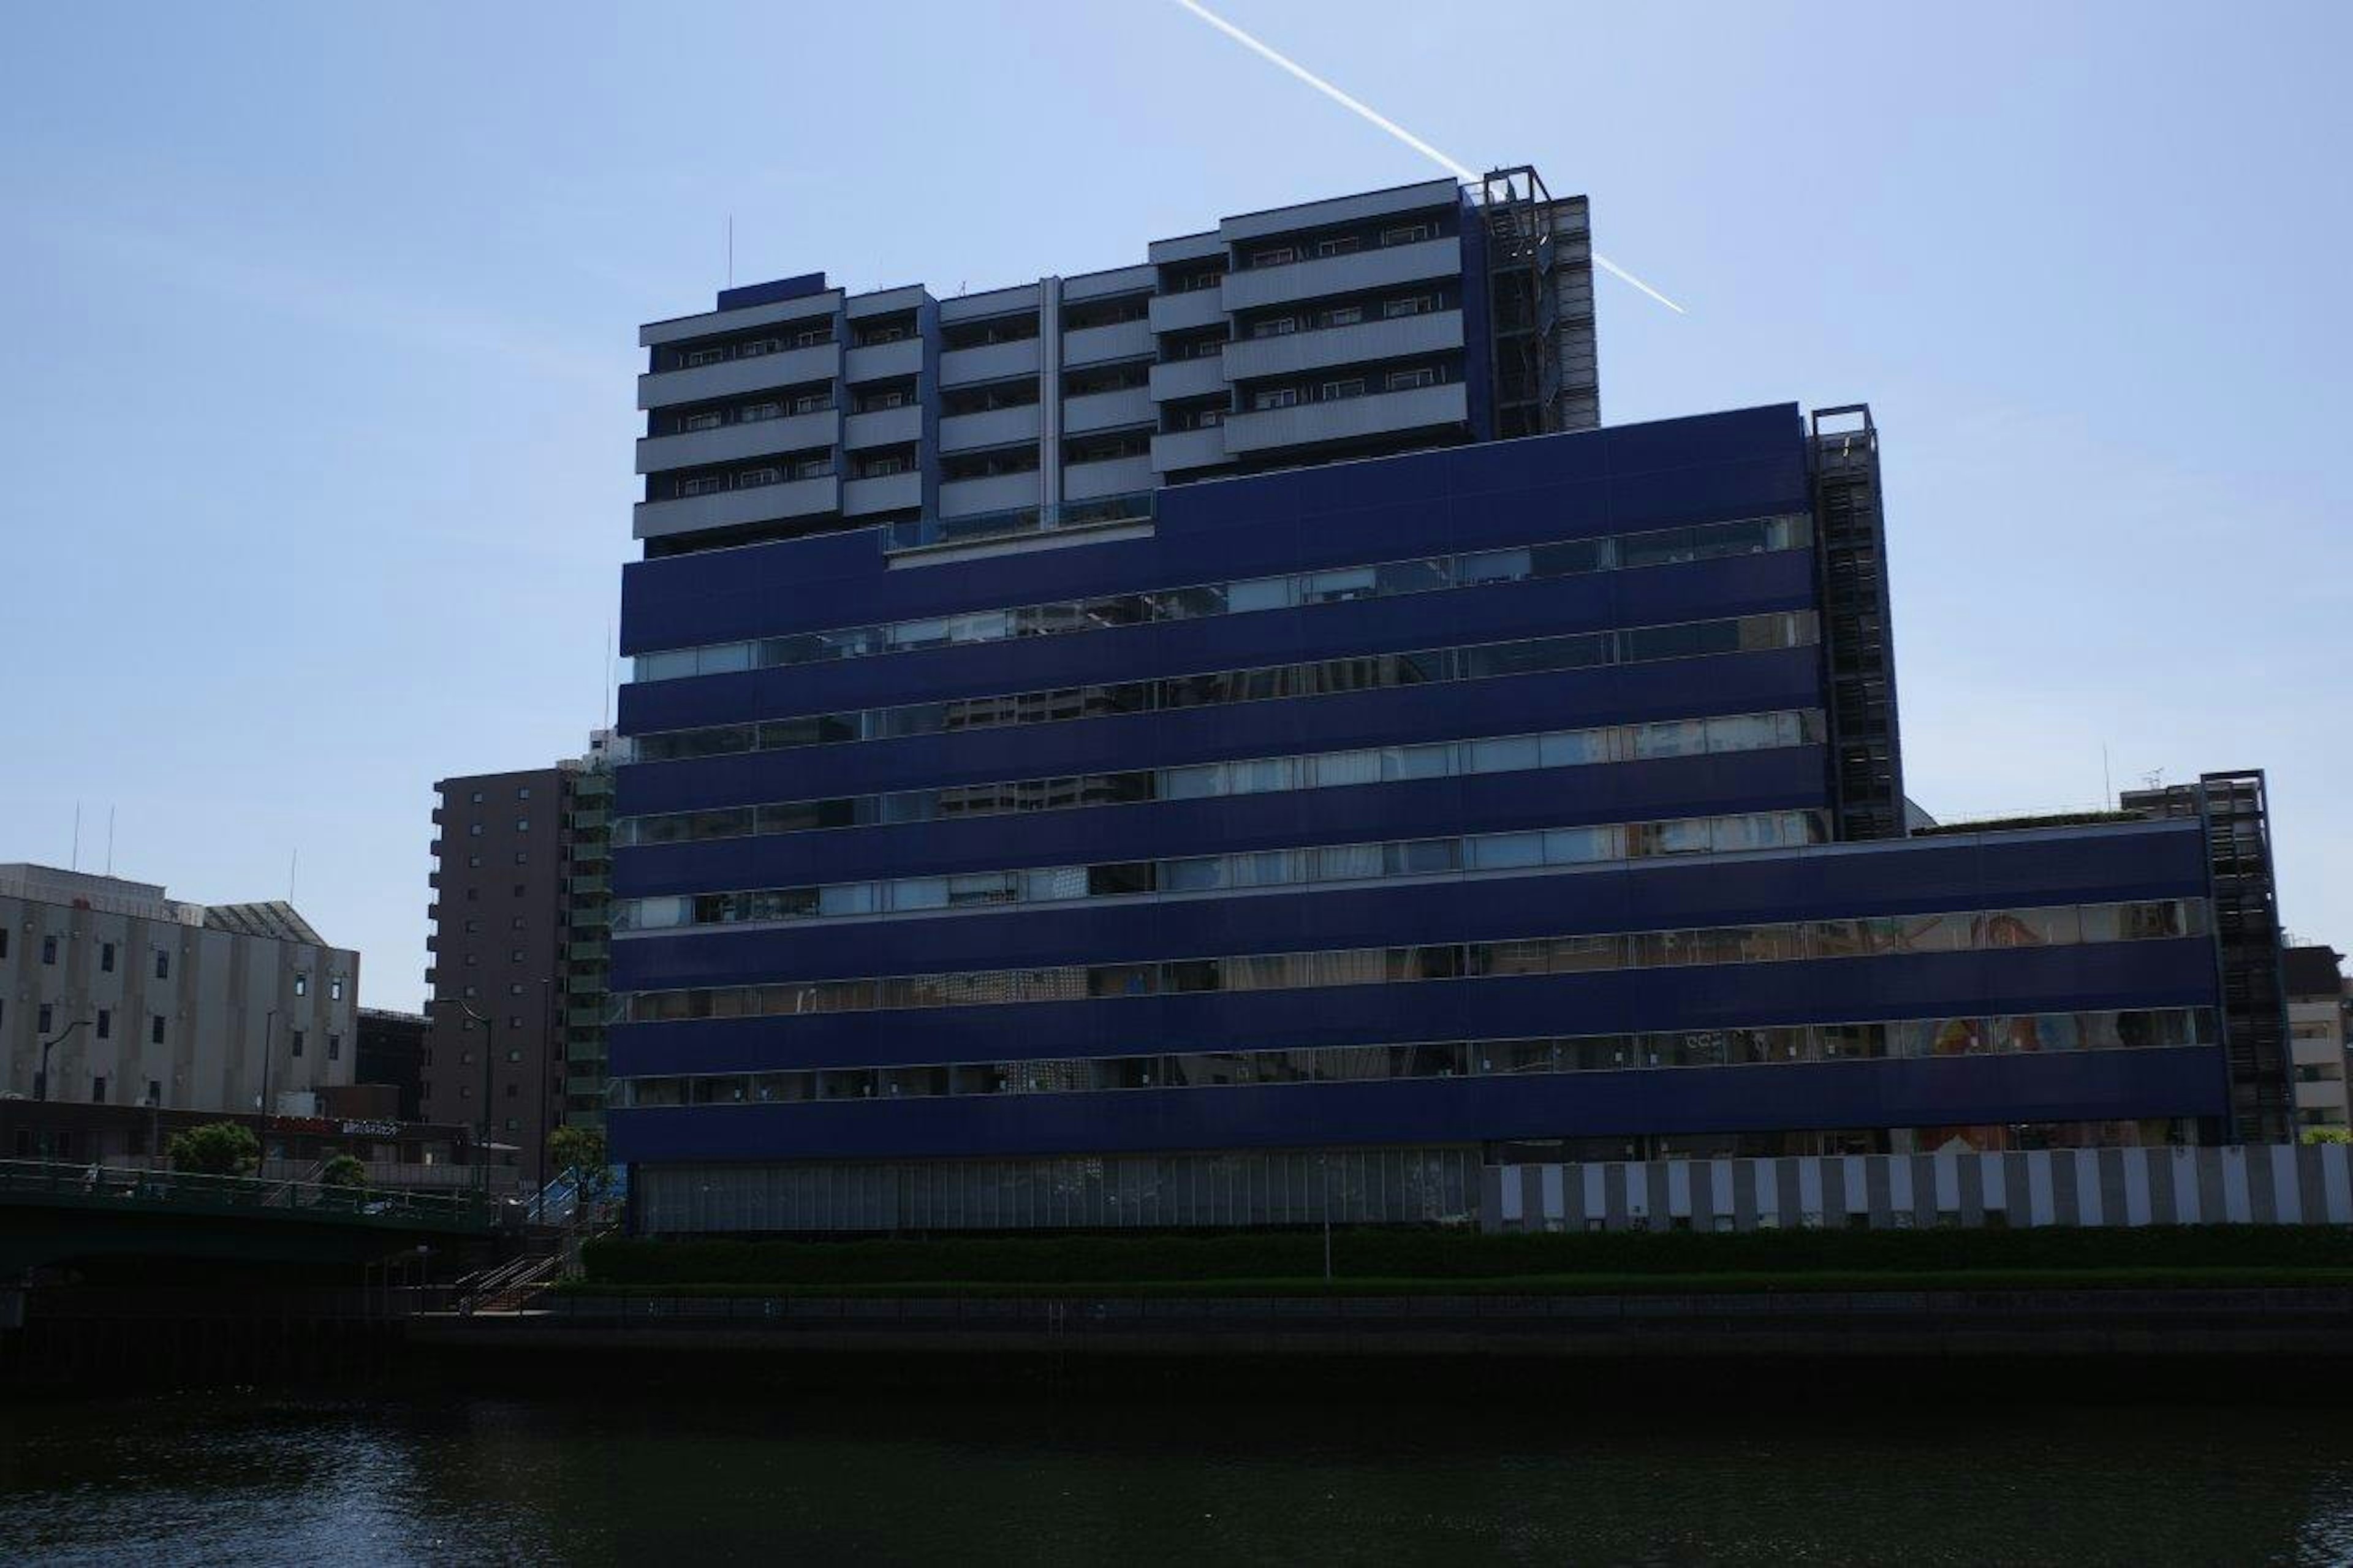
[1483,1144,2353,1234]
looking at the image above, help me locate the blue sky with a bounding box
[2,1,2346,1010]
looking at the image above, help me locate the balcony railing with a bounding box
[881,492,1154,556]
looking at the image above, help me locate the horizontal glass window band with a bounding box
[613,1007,2219,1107]
[631,513,1813,683]
[615,809,1830,933]
[615,707,1824,850]
[628,612,1821,765]
[616,898,2211,1024]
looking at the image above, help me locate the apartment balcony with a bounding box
[566,973,605,996]
[938,469,1042,518]
[1063,385,1156,436]
[843,470,923,516]
[1221,309,1464,383]
[427,838,442,857]
[1219,236,1461,313]
[842,403,922,449]
[939,404,1041,453]
[1061,317,1154,367]
[634,407,838,475]
[1221,381,1469,456]
[426,870,440,889]
[567,873,609,895]
[636,341,840,411]
[633,474,841,542]
[430,806,444,826]
[1148,355,1226,403]
[566,1006,605,1029]
[842,336,923,385]
[1147,287,1226,335]
[939,338,1041,386]
[567,939,607,962]
[1063,453,1156,501]
[1150,425,1228,474]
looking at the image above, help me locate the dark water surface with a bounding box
[5,1387,2353,1565]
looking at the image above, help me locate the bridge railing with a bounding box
[0,1159,497,1229]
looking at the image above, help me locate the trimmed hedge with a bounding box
[582,1224,2353,1288]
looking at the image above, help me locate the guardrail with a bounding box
[880,492,1154,555]
[0,1159,498,1230]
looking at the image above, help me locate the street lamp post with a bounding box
[431,998,496,1194]
[34,1018,92,1105]
[35,1018,93,1167]
[536,977,554,1213]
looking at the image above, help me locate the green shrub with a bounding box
[580,1222,2353,1289]
[166,1121,260,1177]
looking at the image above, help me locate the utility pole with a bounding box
[431,998,497,1196]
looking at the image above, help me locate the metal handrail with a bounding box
[880,492,1154,555]
[0,1158,493,1229]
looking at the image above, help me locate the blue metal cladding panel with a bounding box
[614,648,1829,818]
[607,939,2221,1078]
[615,551,1820,736]
[610,822,2209,991]
[616,403,1811,654]
[605,1045,2230,1164]
[614,748,1833,896]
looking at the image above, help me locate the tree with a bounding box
[318,1153,368,1189]
[167,1121,260,1176]
[547,1126,610,1197]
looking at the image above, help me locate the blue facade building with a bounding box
[605,173,2289,1233]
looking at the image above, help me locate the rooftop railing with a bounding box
[880,492,1154,556]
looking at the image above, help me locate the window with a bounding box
[510,949,525,963]
[792,327,830,347]
[737,337,779,358]
[681,410,722,432]
[464,954,479,968]
[518,786,531,801]
[150,1015,166,1045]
[507,1048,524,1062]
[514,852,528,865]
[735,468,781,490]
[100,942,115,974]
[1251,246,1295,267]
[466,889,480,903]
[95,1009,111,1040]
[677,475,724,498]
[1252,387,1300,411]
[0,928,7,960]
[1320,378,1366,401]
[790,392,832,414]
[330,977,344,1002]
[509,984,524,997]
[468,823,483,837]
[1383,295,1434,319]
[1386,368,1438,392]
[1316,235,1360,257]
[683,347,725,368]
[294,973,309,998]
[1191,338,1224,359]
[155,950,170,980]
[328,1033,341,1061]
[1322,305,1362,328]
[515,819,529,833]
[512,884,526,897]
[509,1018,524,1032]
[146,1080,162,1105]
[290,1029,306,1058]
[468,855,483,868]
[469,790,484,804]
[38,1004,54,1034]
[91,1076,106,1105]
[1380,221,1436,246]
[506,1084,520,1099]
[1250,316,1297,339]
[511,917,526,930]
[41,936,57,966]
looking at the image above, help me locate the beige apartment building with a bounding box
[2286,944,2351,1131]
[0,863,358,1123]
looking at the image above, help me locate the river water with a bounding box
[6,1388,2353,1564]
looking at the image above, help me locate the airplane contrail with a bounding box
[1172,0,1688,316]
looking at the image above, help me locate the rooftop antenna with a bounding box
[1170,0,1686,314]
[288,848,298,903]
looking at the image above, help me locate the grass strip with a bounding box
[551,1265,2353,1301]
